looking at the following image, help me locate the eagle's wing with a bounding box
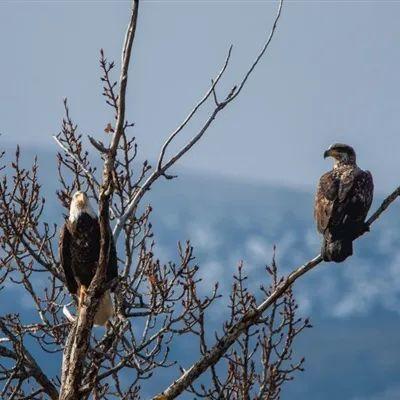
[314,168,358,233]
[59,223,79,295]
[314,171,339,233]
[350,169,374,222]
[331,167,357,227]
[338,167,356,202]
[363,170,374,214]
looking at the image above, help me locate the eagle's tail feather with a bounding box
[63,305,76,322]
[322,236,353,263]
[94,290,114,327]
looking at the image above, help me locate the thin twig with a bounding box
[53,135,118,218]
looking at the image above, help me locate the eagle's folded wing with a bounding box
[360,170,374,219]
[315,171,338,233]
[59,223,79,295]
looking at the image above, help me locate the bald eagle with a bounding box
[59,191,118,326]
[314,144,373,262]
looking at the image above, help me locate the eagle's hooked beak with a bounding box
[323,149,331,159]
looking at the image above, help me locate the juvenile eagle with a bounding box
[59,191,118,326]
[314,144,373,262]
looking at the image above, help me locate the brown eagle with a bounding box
[59,191,118,326]
[314,143,373,262]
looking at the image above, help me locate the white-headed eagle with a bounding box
[314,144,373,262]
[59,191,118,326]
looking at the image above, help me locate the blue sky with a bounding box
[1,0,399,193]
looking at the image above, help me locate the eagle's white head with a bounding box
[69,191,97,222]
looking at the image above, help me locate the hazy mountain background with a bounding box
[2,146,400,400]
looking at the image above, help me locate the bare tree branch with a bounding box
[52,103,118,219]
[53,134,101,191]
[113,0,283,240]
[0,318,59,400]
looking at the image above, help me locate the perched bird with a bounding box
[59,191,118,326]
[314,143,373,262]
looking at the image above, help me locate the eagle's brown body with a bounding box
[59,192,118,325]
[314,145,373,262]
[59,214,117,292]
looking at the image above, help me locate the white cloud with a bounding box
[198,260,225,293]
[245,236,273,264]
[296,292,313,315]
[188,223,221,251]
[331,252,400,318]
